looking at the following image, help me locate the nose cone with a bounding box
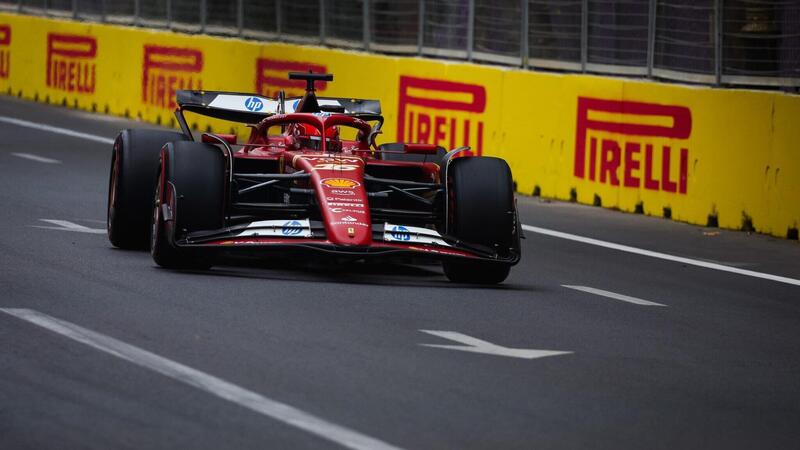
[318,176,372,246]
[292,154,372,246]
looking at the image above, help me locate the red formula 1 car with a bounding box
[107,73,521,283]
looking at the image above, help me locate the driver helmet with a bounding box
[290,123,341,152]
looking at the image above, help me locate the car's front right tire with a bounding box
[442,156,515,284]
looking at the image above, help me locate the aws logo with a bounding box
[397,76,486,155]
[255,58,327,98]
[46,33,97,93]
[574,97,692,194]
[142,45,203,109]
[0,25,9,79]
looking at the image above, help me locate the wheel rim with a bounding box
[447,173,456,234]
[150,175,161,255]
[107,149,119,233]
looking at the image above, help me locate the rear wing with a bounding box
[176,90,382,124]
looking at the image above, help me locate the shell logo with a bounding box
[321,178,360,189]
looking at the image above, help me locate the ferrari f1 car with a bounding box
[107,72,521,283]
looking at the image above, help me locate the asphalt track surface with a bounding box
[1,96,799,449]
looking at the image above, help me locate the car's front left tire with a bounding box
[151,141,226,270]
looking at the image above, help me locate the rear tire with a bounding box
[107,129,188,249]
[442,157,514,284]
[151,141,226,270]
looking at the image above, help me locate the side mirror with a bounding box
[404,143,439,155]
[202,133,237,145]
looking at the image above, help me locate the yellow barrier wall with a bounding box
[1,13,797,238]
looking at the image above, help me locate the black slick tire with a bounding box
[151,141,226,270]
[107,129,188,249]
[442,156,514,284]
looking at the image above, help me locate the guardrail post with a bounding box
[134,0,140,26]
[418,0,425,55]
[715,0,722,85]
[319,0,325,44]
[276,0,282,38]
[580,0,588,72]
[647,0,656,77]
[521,0,529,68]
[467,0,475,61]
[72,0,77,19]
[237,0,243,36]
[166,0,172,28]
[363,0,370,50]
[200,0,207,33]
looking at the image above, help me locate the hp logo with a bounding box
[244,97,263,112]
[281,220,303,236]
[390,226,411,241]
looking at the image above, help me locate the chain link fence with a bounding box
[2,0,797,89]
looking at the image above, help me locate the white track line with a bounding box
[523,225,800,287]
[11,152,61,164]
[0,308,403,450]
[562,285,667,307]
[33,219,106,234]
[0,116,114,145]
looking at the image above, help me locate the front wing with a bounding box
[173,220,521,264]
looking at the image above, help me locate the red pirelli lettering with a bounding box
[574,97,692,194]
[643,144,659,190]
[623,142,641,188]
[46,33,97,93]
[0,25,10,46]
[142,45,203,109]
[0,51,7,79]
[600,139,621,186]
[0,24,9,79]
[255,58,327,97]
[397,76,487,155]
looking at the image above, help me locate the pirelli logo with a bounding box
[142,45,203,109]
[255,58,327,98]
[574,97,692,194]
[0,25,9,79]
[46,33,97,93]
[397,76,486,155]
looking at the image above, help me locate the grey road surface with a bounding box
[1,96,798,449]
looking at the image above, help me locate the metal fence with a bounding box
[3,0,798,89]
